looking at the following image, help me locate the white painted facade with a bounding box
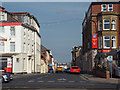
[0,8,41,74]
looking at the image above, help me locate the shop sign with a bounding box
[102,49,112,52]
[92,34,97,48]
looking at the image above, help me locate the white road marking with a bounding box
[68,81,75,83]
[38,81,44,82]
[48,81,55,82]
[57,78,66,81]
[28,80,34,82]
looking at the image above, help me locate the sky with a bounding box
[2,2,91,63]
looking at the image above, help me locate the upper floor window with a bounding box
[111,20,116,30]
[10,42,15,52]
[10,26,15,36]
[101,4,106,12]
[112,36,116,48]
[108,4,113,11]
[0,12,5,21]
[0,42,4,51]
[103,36,110,48]
[0,26,4,32]
[103,19,110,30]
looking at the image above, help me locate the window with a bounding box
[0,26,4,32]
[112,36,116,48]
[0,12,5,21]
[10,26,15,36]
[101,4,106,12]
[111,20,116,30]
[0,42,4,51]
[108,4,113,11]
[10,42,15,52]
[103,19,110,30]
[16,58,19,63]
[23,43,26,52]
[103,36,110,48]
[99,20,102,31]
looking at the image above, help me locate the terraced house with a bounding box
[0,6,41,74]
[82,1,120,73]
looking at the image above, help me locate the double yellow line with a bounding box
[80,75,88,81]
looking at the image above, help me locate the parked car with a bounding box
[56,67,63,73]
[2,73,13,82]
[48,68,54,73]
[66,68,70,73]
[70,66,80,74]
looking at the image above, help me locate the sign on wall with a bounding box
[92,34,97,48]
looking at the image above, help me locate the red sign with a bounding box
[0,23,21,26]
[92,34,97,48]
[102,49,112,52]
[4,67,12,73]
[0,39,7,41]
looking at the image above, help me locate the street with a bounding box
[2,73,119,90]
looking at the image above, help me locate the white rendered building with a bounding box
[0,7,41,74]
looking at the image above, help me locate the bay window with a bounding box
[103,36,110,48]
[112,36,116,48]
[111,20,116,30]
[103,19,110,30]
[0,42,4,51]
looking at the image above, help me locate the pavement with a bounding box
[81,73,120,84]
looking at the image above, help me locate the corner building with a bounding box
[82,2,120,73]
[0,7,41,74]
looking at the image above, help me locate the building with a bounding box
[82,2,120,73]
[71,46,82,68]
[0,6,41,74]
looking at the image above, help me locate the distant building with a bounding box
[0,6,41,74]
[82,1,120,73]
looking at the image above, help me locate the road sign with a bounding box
[107,56,113,63]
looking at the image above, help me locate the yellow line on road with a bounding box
[80,75,88,81]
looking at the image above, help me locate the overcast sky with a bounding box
[2,2,91,63]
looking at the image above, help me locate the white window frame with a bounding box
[111,36,116,48]
[10,42,15,52]
[108,4,113,11]
[0,42,4,52]
[111,19,116,30]
[103,36,110,49]
[10,26,15,36]
[103,19,110,30]
[101,4,106,12]
[0,26,4,33]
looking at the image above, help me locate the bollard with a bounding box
[106,71,110,79]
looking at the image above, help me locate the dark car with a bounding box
[2,73,13,82]
[48,68,54,73]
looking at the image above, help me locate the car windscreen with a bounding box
[72,67,78,69]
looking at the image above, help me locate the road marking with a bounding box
[68,81,75,83]
[28,80,34,82]
[38,81,44,82]
[57,78,66,81]
[48,81,55,82]
[80,75,88,81]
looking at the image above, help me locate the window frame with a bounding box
[103,36,110,49]
[0,26,4,33]
[0,42,4,52]
[103,19,110,30]
[101,4,107,12]
[10,26,15,36]
[111,19,116,30]
[111,36,116,48]
[108,4,113,11]
[10,42,15,52]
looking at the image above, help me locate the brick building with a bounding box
[82,2,120,73]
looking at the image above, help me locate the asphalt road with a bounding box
[2,73,119,90]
